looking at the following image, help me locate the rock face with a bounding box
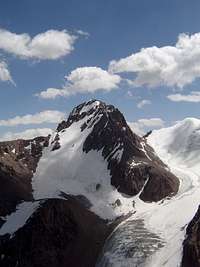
[56,99,179,202]
[0,197,111,267]
[0,136,49,217]
[182,206,200,267]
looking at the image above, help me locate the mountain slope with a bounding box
[0,136,49,218]
[97,118,200,267]
[0,197,112,267]
[148,118,200,171]
[150,118,200,267]
[142,118,200,266]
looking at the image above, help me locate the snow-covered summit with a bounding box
[56,99,117,132]
[72,99,101,115]
[148,117,200,170]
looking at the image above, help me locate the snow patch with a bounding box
[140,141,152,161]
[0,202,39,236]
[80,100,100,114]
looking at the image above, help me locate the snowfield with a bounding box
[142,118,200,266]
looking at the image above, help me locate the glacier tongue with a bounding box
[142,118,200,266]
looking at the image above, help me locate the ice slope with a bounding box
[142,118,200,266]
[148,118,200,171]
[32,102,134,220]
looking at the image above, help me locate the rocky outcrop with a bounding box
[0,197,112,267]
[0,136,49,217]
[182,206,200,267]
[56,99,179,202]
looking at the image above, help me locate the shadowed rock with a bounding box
[182,206,200,267]
[0,136,49,216]
[0,197,112,267]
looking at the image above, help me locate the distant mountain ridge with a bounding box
[0,136,49,218]
[148,117,200,170]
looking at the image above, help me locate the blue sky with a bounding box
[0,0,200,139]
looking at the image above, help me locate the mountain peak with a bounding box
[33,100,179,213]
[148,117,200,170]
[57,99,116,132]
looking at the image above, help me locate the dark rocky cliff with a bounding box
[0,136,49,217]
[0,197,112,267]
[182,206,200,267]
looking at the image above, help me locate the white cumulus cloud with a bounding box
[0,29,76,60]
[38,66,121,99]
[128,118,165,136]
[76,30,90,38]
[167,91,200,102]
[0,128,53,141]
[137,99,151,109]
[109,32,200,88]
[0,61,12,82]
[0,110,64,126]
